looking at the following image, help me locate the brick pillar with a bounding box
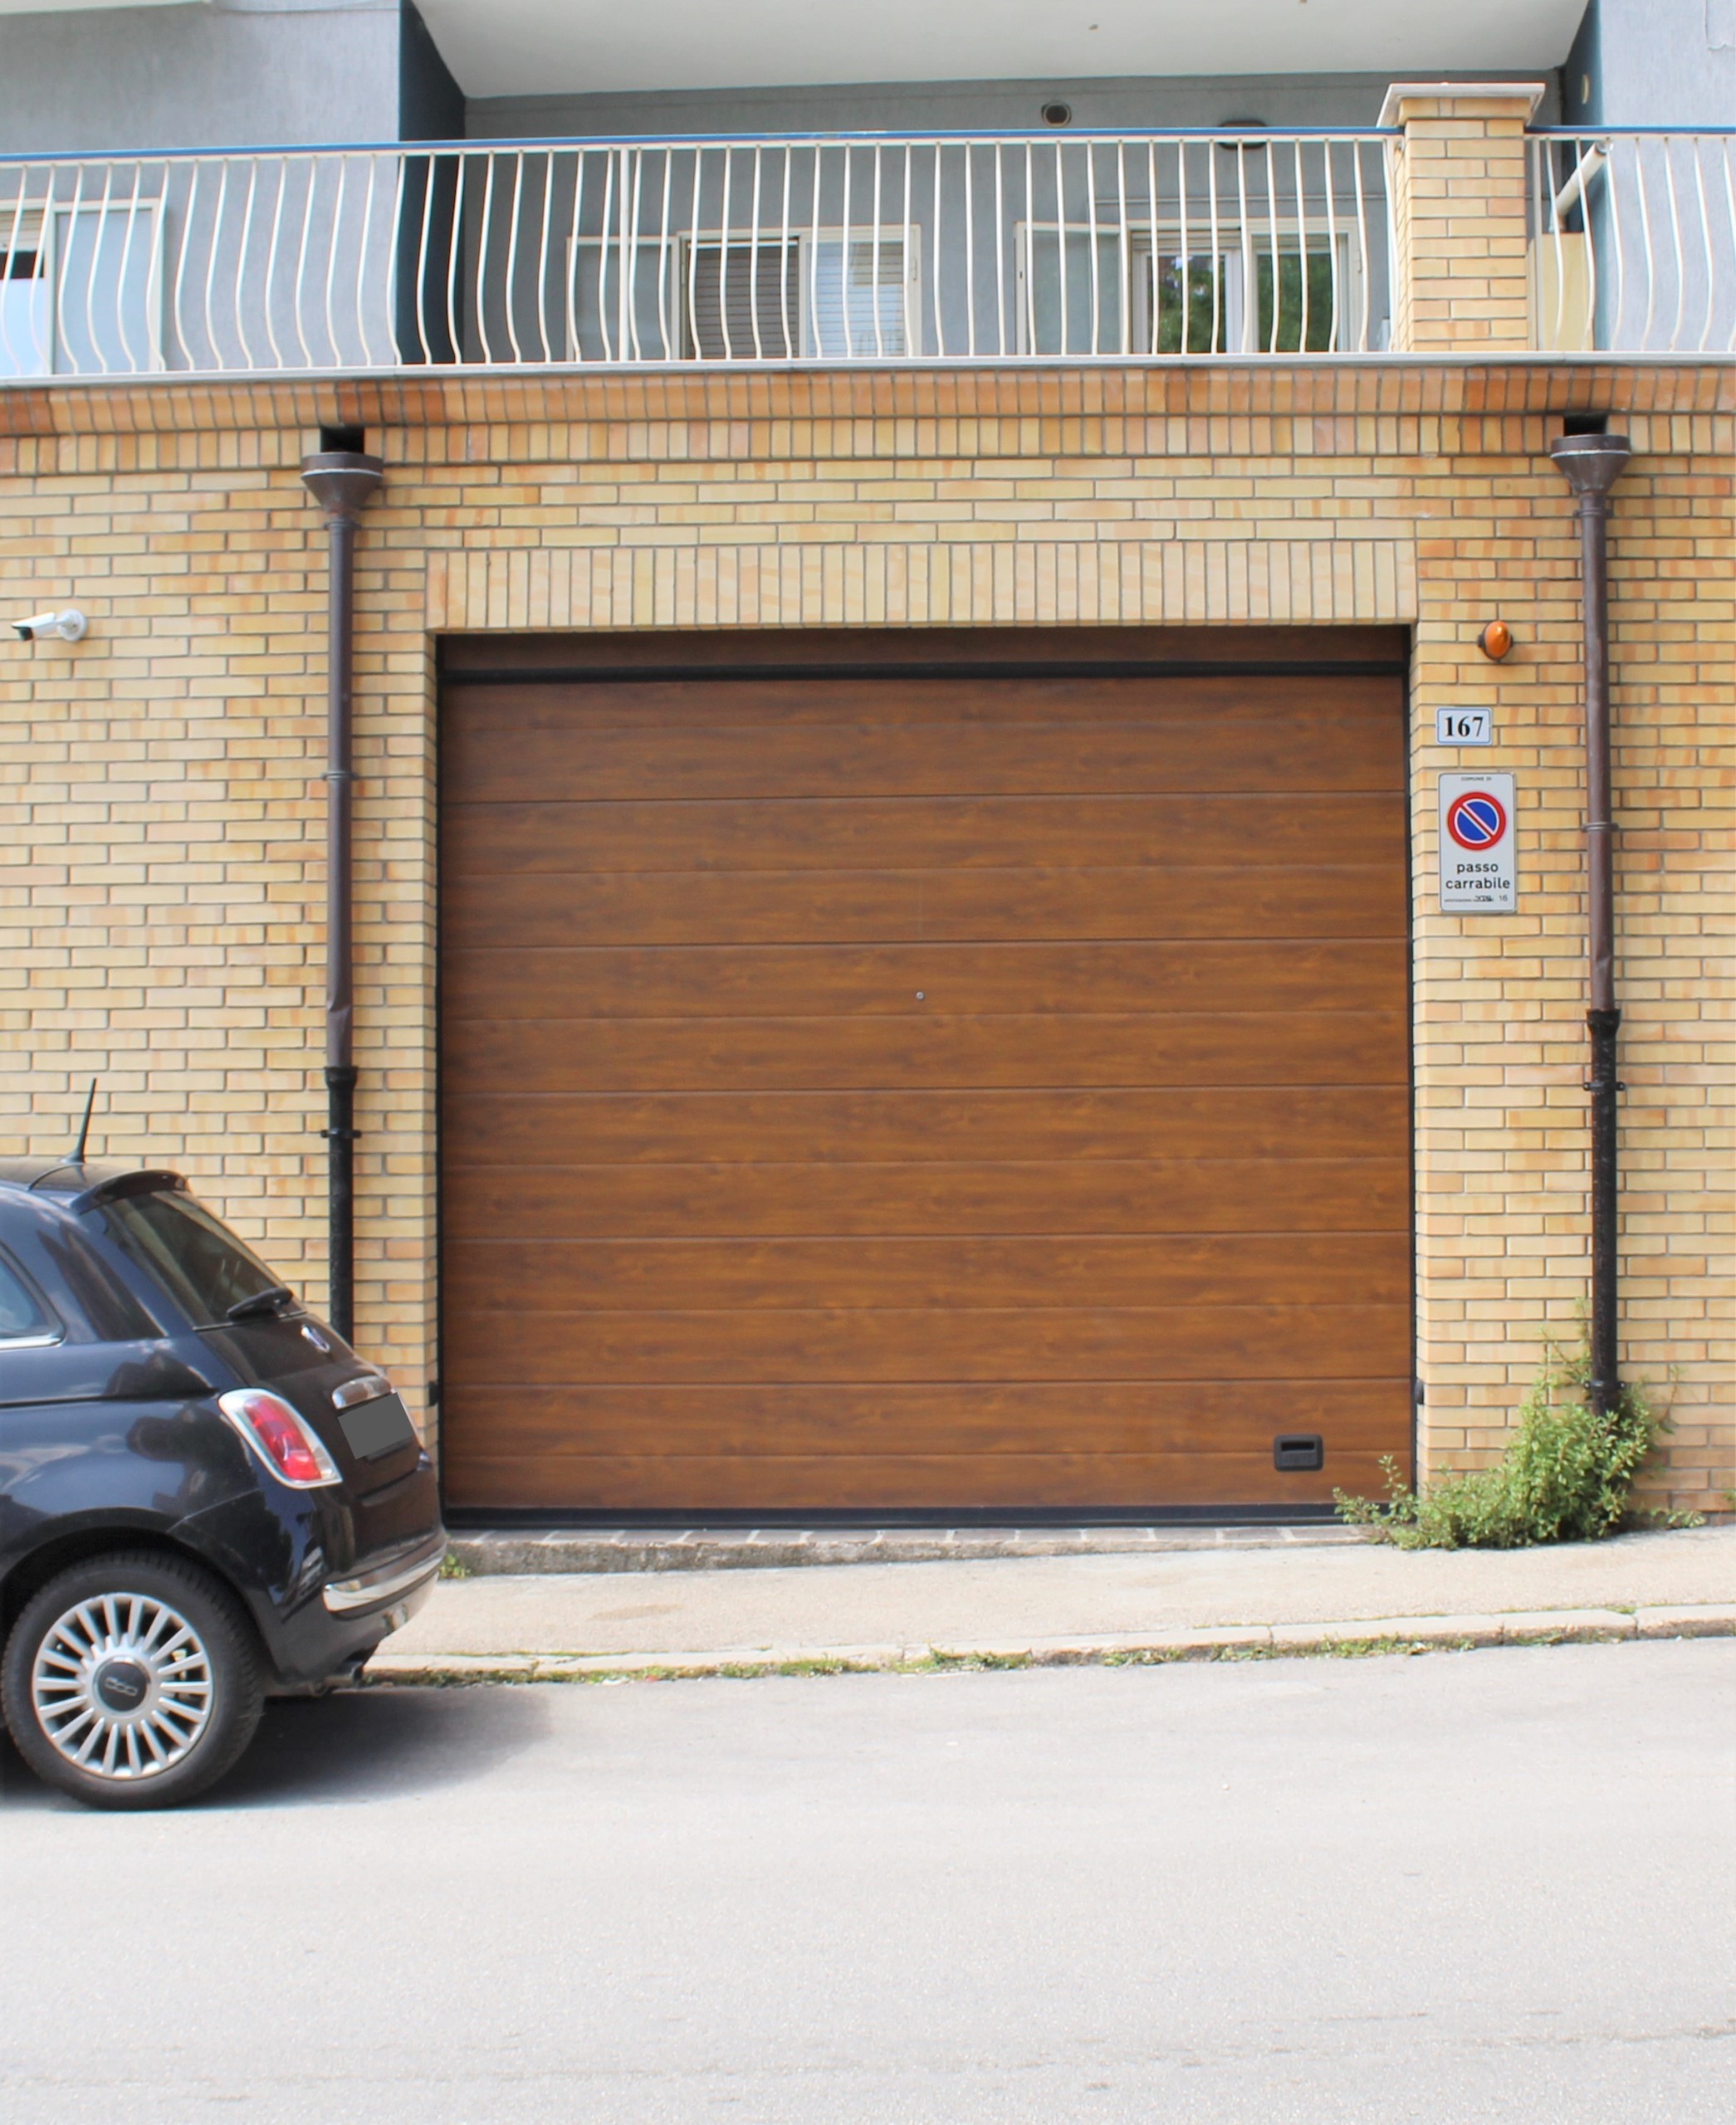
[1380,82,1544,352]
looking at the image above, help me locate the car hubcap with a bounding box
[31,1594,214,1781]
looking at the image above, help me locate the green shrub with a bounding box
[1336,1338,1664,1550]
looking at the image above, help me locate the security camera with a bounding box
[13,608,86,642]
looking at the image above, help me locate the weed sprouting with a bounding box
[1335,1335,1680,1549]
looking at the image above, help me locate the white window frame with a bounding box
[0,198,166,377]
[565,223,924,362]
[1015,219,1365,356]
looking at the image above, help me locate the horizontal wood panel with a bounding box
[446,706,1403,803]
[443,1011,1409,1094]
[441,1380,1406,1459]
[443,1087,1408,1166]
[442,864,1404,950]
[443,1159,1411,1238]
[443,940,1404,1023]
[443,1305,1411,1385]
[444,794,1405,877]
[447,671,1400,733]
[445,1233,1408,1313]
[440,645,1411,1513]
[441,1449,1397,1512]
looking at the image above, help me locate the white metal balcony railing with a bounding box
[1529,130,1736,354]
[0,133,1391,375]
[0,130,1728,380]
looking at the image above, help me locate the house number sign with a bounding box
[1435,708,1494,745]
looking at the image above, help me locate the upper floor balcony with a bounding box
[0,111,1730,380]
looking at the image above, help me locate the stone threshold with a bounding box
[446,1522,1366,1575]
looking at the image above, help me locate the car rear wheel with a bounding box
[2,1551,263,1810]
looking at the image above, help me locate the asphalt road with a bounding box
[2,1639,1732,2124]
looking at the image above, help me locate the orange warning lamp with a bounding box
[1478,620,1513,661]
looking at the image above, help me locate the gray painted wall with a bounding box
[1563,0,1735,125]
[401,0,462,141]
[468,71,1562,143]
[1,0,1721,158]
[0,0,400,154]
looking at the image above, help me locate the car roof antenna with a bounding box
[68,1077,99,1165]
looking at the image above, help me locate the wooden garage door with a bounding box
[439,628,1411,1516]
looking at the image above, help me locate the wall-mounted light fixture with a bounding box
[1477,620,1513,661]
[12,608,86,642]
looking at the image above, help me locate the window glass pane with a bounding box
[807,237,907,358]
[99,1192,282,1329]
[0,262,46,377]
[0,1252,51,1338]
[1255,248,1338,352]
[1149,252,1230,353]
[37,1227,159,1341]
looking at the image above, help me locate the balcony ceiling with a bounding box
[416,0,1588,103]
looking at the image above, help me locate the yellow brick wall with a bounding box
[1,361,1729,1512]
[1383,87,1543,355]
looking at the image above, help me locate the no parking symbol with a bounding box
[1439,772,1516,912]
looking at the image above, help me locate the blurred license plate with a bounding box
[338,1391,417,1462]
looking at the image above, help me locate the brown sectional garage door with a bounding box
[439,628,1411,1516]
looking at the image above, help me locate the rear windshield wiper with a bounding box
[225,1285,297,1322]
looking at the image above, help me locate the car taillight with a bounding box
[218,1389,341,1489]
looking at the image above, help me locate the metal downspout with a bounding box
[1548,431,1631,1414]
[299,449,384,1345]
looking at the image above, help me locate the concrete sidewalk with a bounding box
[374,1524,1736,1681]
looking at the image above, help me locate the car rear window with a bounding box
[0,1250,53,1340]
[99,1190,285,1330]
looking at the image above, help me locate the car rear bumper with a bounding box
[253,1543,443,1684]
[321,1535,446,1615]
[170,1485,446,1686]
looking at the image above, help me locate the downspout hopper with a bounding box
[300,447,384,1345]
[1548,431,1631,1414]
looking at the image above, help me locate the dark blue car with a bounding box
[0,1157,443,1808]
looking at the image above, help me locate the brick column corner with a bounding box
[1379,82,1545,354]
